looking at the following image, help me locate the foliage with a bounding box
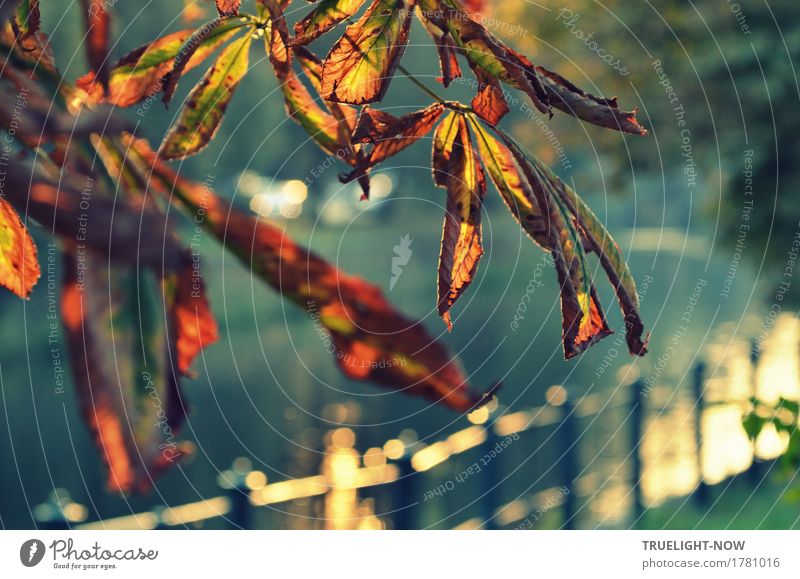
[743,397,800,475]
[0,0,648,493]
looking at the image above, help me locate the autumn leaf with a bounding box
[431,110,460,186]
[535,66,646,135]
[0,25,57,75]
[535,159,648,355]
[341,102,444,192]
[417,0,646,134]
[83,18,249,108]
[160,32,252,159]
[467,116,551,250]
[215,0,240,16]
[133,138,496,412]
[496,128,613,357]
[293,0,366,46]
[418,0,549,113]
[1,155,191,273]
[294,46,359,139]
[182,0,209,23]
[468,116,617,357]
[470,66,509,125]
[166,264,219,376]
[161,17,253,106]
[415,6,461,87]
[0,197,40,298]
[61,254,198,494]
[320,0,414,105]
[14,0,40,40]
[281,64,343,156]
[262,26,363,186]
[433,113,485,329]
[91,134,220,373]
[80,0,111,90]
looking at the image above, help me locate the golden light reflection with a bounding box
[383,439,405,460]
[331,427,356,449]
[245,470,267,491]
[546,385,567,406]
[411,426,486,472]
[363,447,386,468]
[494,411,530,437]
[468,406,490,424]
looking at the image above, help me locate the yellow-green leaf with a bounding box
[294,0,366,46]
[434,114,485,329]
[467,115,550,250]
[321,0,413,105]
[159,32,252,160]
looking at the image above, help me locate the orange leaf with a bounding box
[169,265,219,375]
[433,114,485,329]
[0,197,40,298]
[215,0,240,16]
[61,254,195,494]
[293,0,366,46]
[471,67,509,125]
[321,0,414,105]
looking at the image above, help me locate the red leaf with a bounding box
[471,67,509,125]
[169,265,219,375]
[133,138,495,412]
[341,103,445,193]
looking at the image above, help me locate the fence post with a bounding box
[629,378,645,525]
[479,420,501,530]
[692,361,710,506]
[747,339,765,485]
[218,458,253,530]
[556,389,578,530]
[391,452,415,530]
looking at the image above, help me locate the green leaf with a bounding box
[159,32,253,159]
[742,412,764,440]
[779,397,800,416]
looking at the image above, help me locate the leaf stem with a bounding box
[397,64,474,114]
[397,64,445,103]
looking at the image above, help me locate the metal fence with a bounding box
[32,338,789,530]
